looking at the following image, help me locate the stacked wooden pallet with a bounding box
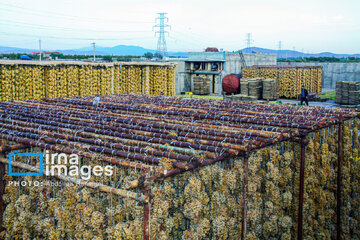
[240,79,249,96]
[262,78,279,100]
[349,82,360,105]
[248,78,262,98]
[193,76,210,95]
[239,77,279,100]
[225,94,258,101]
[336,81,360,105]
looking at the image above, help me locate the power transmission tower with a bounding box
[278,41,282,51]
[245,33,253,50]
[91,42,96,62]
[153,13,171,57]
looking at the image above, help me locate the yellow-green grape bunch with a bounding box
[0,65,11,101]
[260,68,277,79]
[0,63,177,101]
[242,66,322,98]
[67,65,79,97]
[349,120,360,238]
[46,66,56,98]
[113,65,121,94]
[166,66,176,96]
[103,66,112,95]
[94,66,102,96]
[341,125,352,239]
[126,66,141,94]
[242,67,258,78]
[149,66,169,95]
[118,66,128,94]
[33,66,45,100]
[84,65,92,96]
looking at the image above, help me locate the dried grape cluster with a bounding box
[0,94,359,239]
[243,65,322,98]
[2,168,144,240]
[149,158,243,239]
[0,64,45,101]
[0,61,176,102]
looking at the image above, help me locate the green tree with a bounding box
[154,53,163,59]
[102,55,113,62]
[50,53,63,59]
[144,52,153,60]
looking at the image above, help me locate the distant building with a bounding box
[20,55,32,60]
[205,47,219,52]
[169,51,277,95]
[32,51,61,58]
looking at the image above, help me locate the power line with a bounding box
[168,36,205,49]
[153,13,171,57]
[0,19,151,33]
[174,26,216,45]
[0,31,154,41]
[0,2,153,24]
[171,30,206,45]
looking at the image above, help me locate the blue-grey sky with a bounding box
[0,0,359,53]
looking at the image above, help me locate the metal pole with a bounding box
[241,152,249,240]
[337,116,343,240]
[0,139,6,232]
[39,39,42,61]
[143,170,151,240]
[91,42,96,62]
[297,136,306,240]
[144,202,150,240]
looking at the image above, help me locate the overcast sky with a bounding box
[0,0,359,53]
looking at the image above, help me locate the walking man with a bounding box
[300,85,309,106]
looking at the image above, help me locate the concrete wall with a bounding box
[167,59,188,94]
[174,60,186,94]
[279,62,360,89]
[187,52,225,61]
[170,52,277,95]
[224,53,277,75]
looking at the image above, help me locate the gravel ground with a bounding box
[277,99,340,108]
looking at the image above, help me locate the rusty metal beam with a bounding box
[144,202,150,240]
[0,140,6,232]
[143,170,151,240]
[0,144,30,152]
[159,153,230,179]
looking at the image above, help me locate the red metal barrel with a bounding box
[222,74,241,94]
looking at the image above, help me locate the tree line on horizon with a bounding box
[1,52,359,63]
[278,56,360,63]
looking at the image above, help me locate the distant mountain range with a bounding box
[0,45,359,59]
[239,47,360,59]
[0,45,188,57]
[0,46,38,54]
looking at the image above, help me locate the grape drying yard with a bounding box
[0,61,359,240]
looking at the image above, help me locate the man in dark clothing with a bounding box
[300,86,309,106]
